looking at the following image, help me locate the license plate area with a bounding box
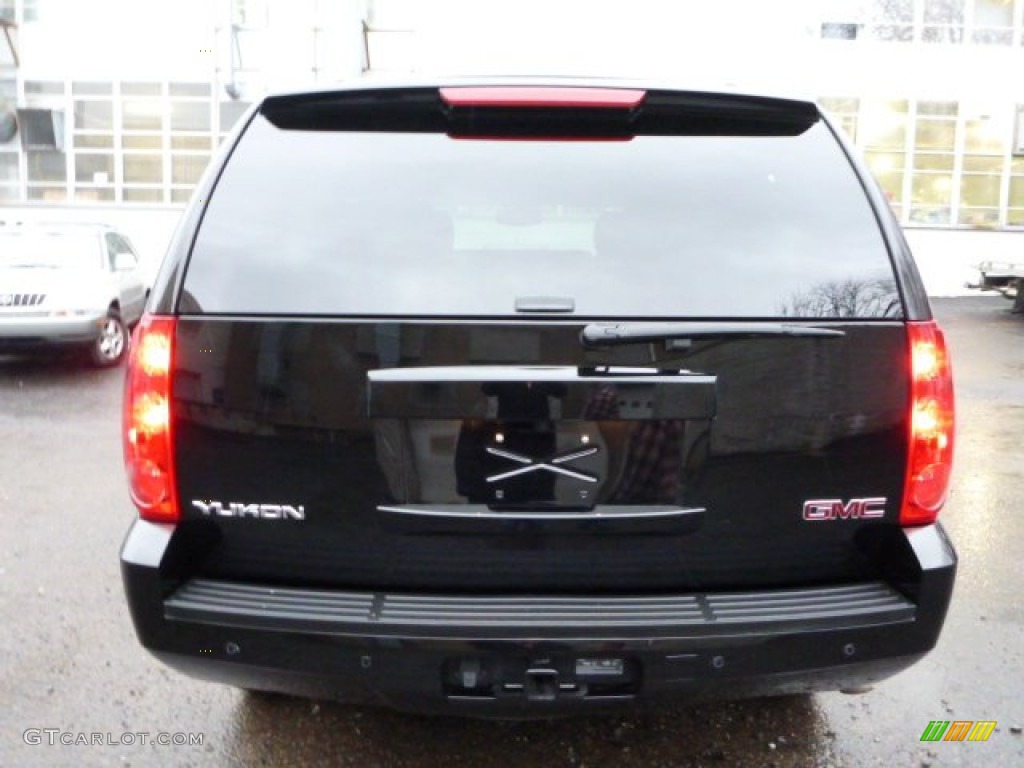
[457,420,605,508]
[443,656,641,701]
[369,365,717,511]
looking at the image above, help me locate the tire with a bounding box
[89,310,128,367]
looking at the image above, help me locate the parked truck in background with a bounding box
[973,260,1024,313]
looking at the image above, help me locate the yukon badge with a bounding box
[802,497,886,521]
[192,500,305,520]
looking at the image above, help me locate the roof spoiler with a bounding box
[261,86,819,139]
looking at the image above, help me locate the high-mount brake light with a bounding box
[439,86,646,109]
[901,321,955,526]
[123,314,178,522]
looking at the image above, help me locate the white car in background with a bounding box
[0,222,148,366]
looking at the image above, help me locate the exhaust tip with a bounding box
[840,685,874,695]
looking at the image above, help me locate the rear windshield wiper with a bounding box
[581,321,845,347]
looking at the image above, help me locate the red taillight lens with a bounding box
[123,314,178,522]
[901,321,955,526]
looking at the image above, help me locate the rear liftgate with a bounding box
[369,363,716,702]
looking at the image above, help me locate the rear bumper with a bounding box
[0,314,105,348]
[121,521,956,717]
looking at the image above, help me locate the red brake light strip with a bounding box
[440,87,646,109]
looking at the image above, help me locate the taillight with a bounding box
[123,314,178,522]
[901,321,955,526]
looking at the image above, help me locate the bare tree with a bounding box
[780,279,903,319]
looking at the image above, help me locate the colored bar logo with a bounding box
[920,721,997,742]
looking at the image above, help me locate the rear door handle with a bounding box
[367,366,717,420]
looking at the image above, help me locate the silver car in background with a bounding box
[0,222,148,366]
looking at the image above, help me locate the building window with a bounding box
[1009,163,1024,225]
[73,100,113,131]
[0,82,15,194]
[0,152,18,200]
[27,149,65,183]
[923,0,966,43]
[171,153,209,185]
[856,100,909,217]
[910,101,958,224]
[74,153,113,184]
[821,97,914,214]
[819,97,859,140]
[1012,107,1024,225]
[0,152,17,183]
[171,135,213,150]
[75,134,114,149]
[70,87,115,203]
[122,134,163,150]
[170,101,211,132]
[971,0,1015,44]
[123,153,163,185]
[821,22,862,39]
[26,187,65,201]
[123,188,165,203]
[872,0,915,41]
[25,81,64,96]
[72,82,113,96]
[75,187,115,202]
[218,100,251,136]
[958,105,1009,226]
[122,98,164,132]
[122,82,162,97]
[170,82,211,98]
[27,122,68,201]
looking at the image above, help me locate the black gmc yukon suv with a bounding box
[121,80,956,717]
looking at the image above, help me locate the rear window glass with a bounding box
[182,111,901,319]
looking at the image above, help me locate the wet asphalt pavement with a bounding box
[1,296,1022,768]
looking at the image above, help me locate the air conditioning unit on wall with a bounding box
[15,108,65,152]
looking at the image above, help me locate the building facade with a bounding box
[1,0,1022,235]
[0,0,365,207]
[812,0,1024,229]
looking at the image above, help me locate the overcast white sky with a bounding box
[13,0,822,86]
[9,0,1020,105]
[386,0,819,82]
